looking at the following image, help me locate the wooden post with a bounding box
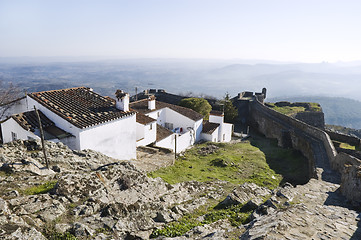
[174,134,177,160]
[34,106,49,169]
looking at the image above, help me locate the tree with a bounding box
[179,97,212,120]
[219,93,238,123]
[0,81,22,119]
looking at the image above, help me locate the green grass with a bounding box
[150,202,253,238]
[22,180,57,195]
[149,135,309,188]
[267,102,321,116]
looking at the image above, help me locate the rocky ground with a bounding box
[0,139,360,239]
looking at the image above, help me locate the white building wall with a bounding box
[146,109,165,126]
[201,128,219,142]
[175,132,194,152]
[1,118,39,143]
[136,123,145,141]
[194,119,203,142]
[79,114,136,160]
[26,96,81,149]
[0,98,30,121]
[222,123,233,142]
[136,122,156,147]
[155,134,175,150]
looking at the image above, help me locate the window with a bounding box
[11,132,17,141]
[157,112,160,117]
[223,134,225,141]
[149,124,152,130]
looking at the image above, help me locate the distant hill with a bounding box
[268,96,361,129]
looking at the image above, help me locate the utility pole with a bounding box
[34,106,49,169]
[135,87,138,101]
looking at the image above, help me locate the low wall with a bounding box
[250,99,337,179]
[325,130,361,148]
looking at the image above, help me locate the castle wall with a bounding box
[249,99,337,179]
[325,130,361,148]
[294,111,325,129]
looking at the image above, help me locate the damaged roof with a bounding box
[28,87,135,129]
[12,110,72,139]
[130,99,203,121]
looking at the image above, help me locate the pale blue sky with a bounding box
[1,0,361,62]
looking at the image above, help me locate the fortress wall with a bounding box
[250,99,337,179]
[325,130,361,148]
[294,111,325,129]
[335,153,361,205]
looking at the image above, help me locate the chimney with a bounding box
[115,89,129,112]
[148,95,156,110]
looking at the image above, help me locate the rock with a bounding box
[0,198,10,215]
[154,211,173,223]
[72,222,95,237]
[6,227,47,240]
[218,183,271,208]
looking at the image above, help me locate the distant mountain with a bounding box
[268,96,361,129]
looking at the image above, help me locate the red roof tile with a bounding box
[28,87,135,129]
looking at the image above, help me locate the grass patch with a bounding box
[149,140,282,189]
[150,203,252,238]
[149,134,308,188]
[22,180,57,195]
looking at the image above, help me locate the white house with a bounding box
[1,87,137,160]
[207,110,233,142]
[130,96,204,152]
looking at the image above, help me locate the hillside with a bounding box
[0,136,359,239]
[269,96,361,129]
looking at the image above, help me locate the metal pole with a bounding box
[34,106,49,169]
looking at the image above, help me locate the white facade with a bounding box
[209,113,233,142]
[1,117,39,142]
[79,114,136,160]
[11,95,137,160]
[136,121,157,147]
[201,127,220,142]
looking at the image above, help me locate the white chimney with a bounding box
[209,110,224,124]
[148,95,156,110]
[115,89,129,112]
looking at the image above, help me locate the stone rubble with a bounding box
[0,139,360,239]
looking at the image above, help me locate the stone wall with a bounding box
[325,130,361,148]
[334,153,361,206]
[294,111,325,129]
[249,99,337,179]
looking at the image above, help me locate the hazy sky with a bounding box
[1,0,361,62]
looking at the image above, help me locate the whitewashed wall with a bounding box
[136,122,156,147]
[155,134,175,150]
[201,128,219,142]
[222,123,233,142]
[1,118,39,143]
[79,114,136,160]
[136,123,145,140]
[175,131,194,152]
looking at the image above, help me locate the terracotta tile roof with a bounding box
[28,87,135,129]
[210,110,224,116]
[11,110,72,139]
[156,124,174,142]
[136,113,156,125]
[130,99,203,121]
[12,110,53,132]
[202,121,220,134]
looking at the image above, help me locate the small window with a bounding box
[11,132,17,141]
[165,122,173,130]
[157,112,160,117]
[149,124,153,130]
[223,134,225,141]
